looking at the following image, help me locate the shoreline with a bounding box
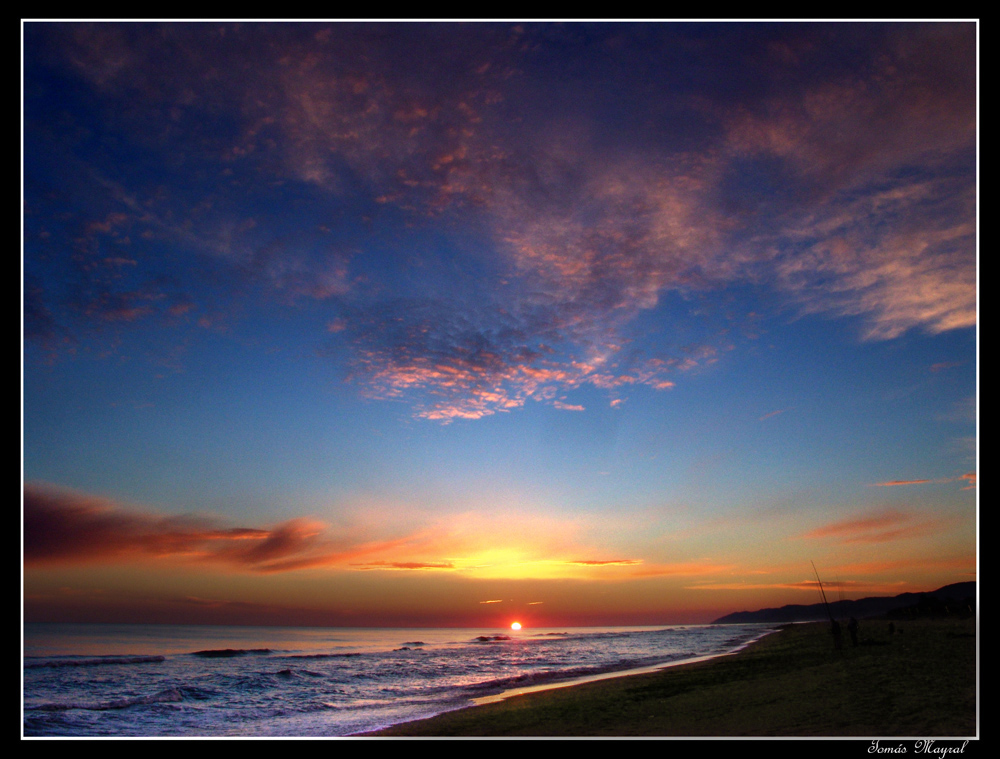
[361,617,977,737]
[355,626,785,736]
[469,627,778,707]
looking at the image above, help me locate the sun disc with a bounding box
[511,622,522,630]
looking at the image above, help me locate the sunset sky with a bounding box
[22,21,977,628]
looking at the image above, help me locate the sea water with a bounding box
[23,622,775,737]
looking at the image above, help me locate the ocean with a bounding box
[23,622,775,737]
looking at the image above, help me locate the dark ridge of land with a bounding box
[365,617,976,737]
[713,581,976,624]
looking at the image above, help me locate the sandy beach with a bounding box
[366,617,977,737]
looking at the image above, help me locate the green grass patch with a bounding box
[369,617,976,737]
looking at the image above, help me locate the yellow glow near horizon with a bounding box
[511,621,522,630]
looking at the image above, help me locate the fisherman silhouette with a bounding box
[848,616,859,646]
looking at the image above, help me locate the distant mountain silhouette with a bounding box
[712,581,975,624]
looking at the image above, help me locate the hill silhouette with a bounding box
[712,581,975,624]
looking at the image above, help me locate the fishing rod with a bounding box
[811,560,835,624]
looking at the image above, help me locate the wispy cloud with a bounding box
[631,560,736,578]
[801,510,942,544]
[829,556,974,575]
[872,473,976,489]
[930,361,963,373]
[350,561,455,571]
[759,408,788,421]
[689,579,908,594]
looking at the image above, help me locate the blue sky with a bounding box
[23,21,976,627]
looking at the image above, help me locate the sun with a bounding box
[510,622,522,630]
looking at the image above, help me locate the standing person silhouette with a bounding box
[848,616,859,646]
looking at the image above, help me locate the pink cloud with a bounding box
[343,295,709,422]
[348,326,688,422]
[689,579,906,593]
[349,561,455,571]
[929,361,963,372]
[872,473,976,489]
[829,556,974,575]
[759,409,787,421]
[630,561,736,578]
[801,511,941,544]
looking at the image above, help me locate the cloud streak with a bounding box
[800,510,943,544]
[350,561,456,571]
[872,473,977,489]
[23,483,436,574]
